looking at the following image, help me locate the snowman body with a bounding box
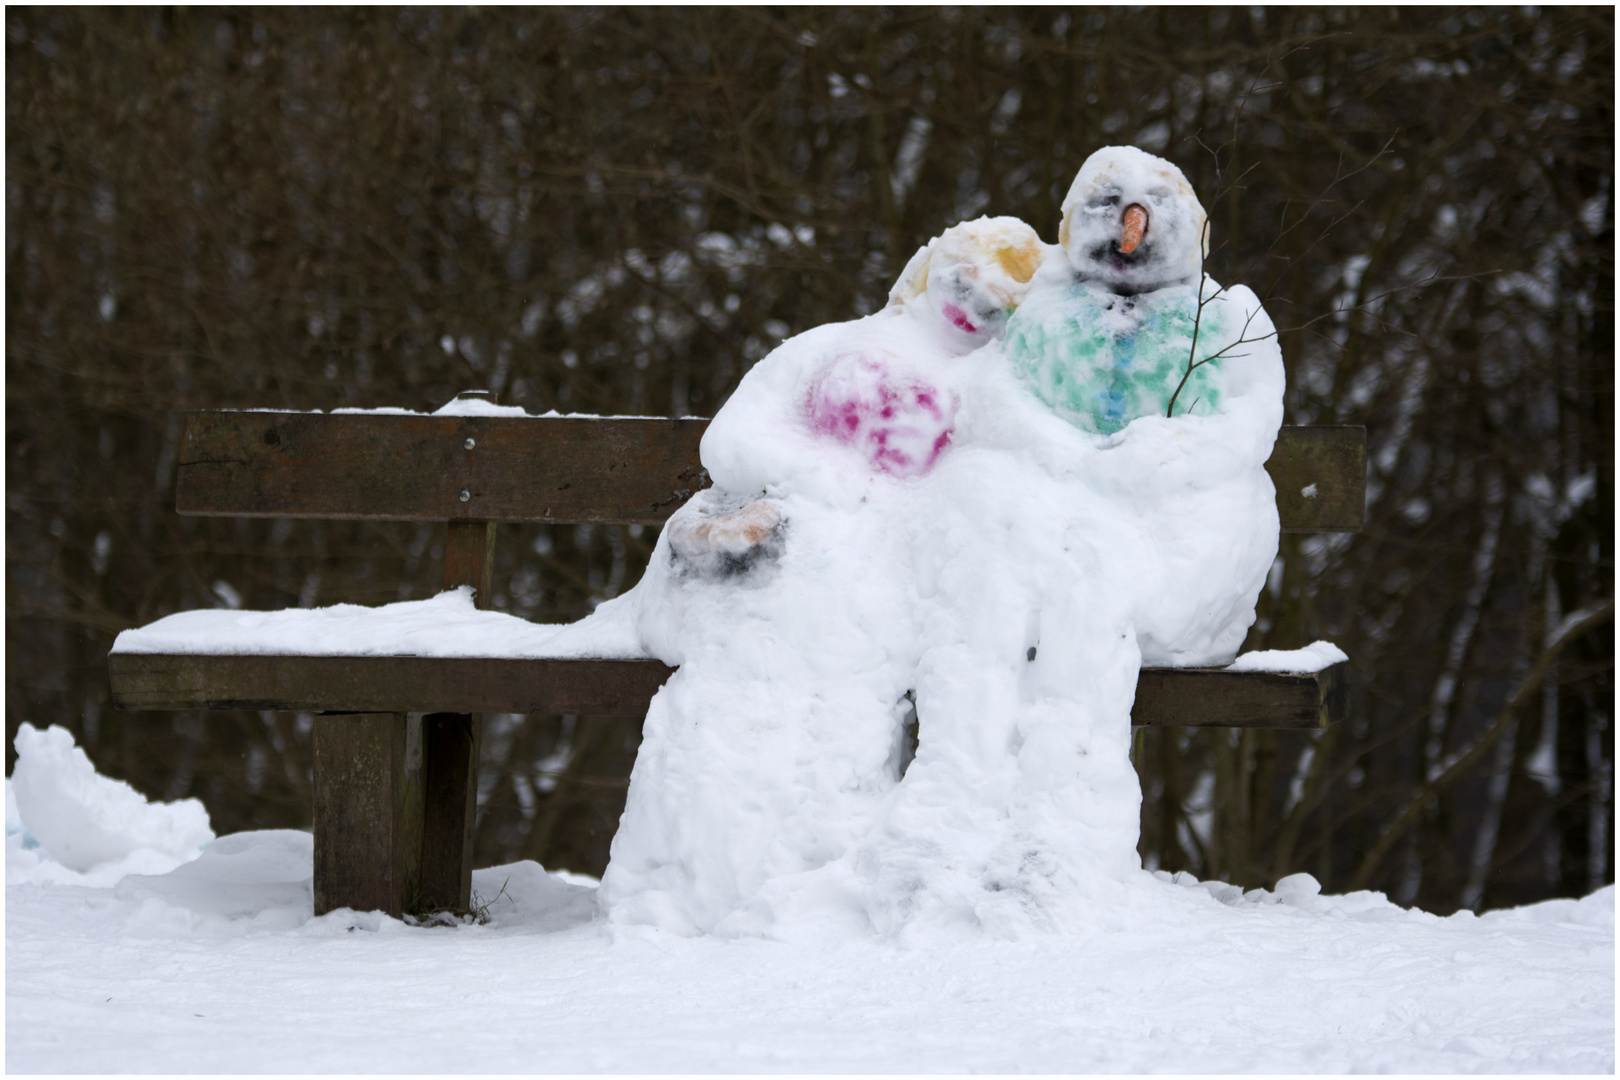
[1000,146,1287,668]
[601,219,1049,935]
[1006,278,1238,433]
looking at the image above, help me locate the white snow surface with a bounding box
[323,403,634,419]
[111,588,1343,680]
[8,724,212,878]
[1224,639,1349,673]
[254,403,631,418]
[111,585,643,658]
[5,740,1613,1073]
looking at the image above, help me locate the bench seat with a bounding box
[109,589,1347,727]
[110,651,1346,730]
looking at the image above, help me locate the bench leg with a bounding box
[418,712,481,913]
[312,713,423,917]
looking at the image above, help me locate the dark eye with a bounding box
[1088,194,1121,210]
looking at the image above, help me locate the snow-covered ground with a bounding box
[6,726,1612,1074]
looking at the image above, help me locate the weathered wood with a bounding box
[443,520,497,604]
[109,652,677,716]
[427,520,494,913]
[109,652,1347,729]
[312,713,422,917]
[1129,662,1346,729]
[418,712,480,913]
[178,411,709,524]
[177,411,1362,532]
[1268,425,1366,534]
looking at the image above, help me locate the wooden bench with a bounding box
[108,394,1365,918]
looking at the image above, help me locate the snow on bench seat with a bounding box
[109,589,1346,728]
[110,587,644,660]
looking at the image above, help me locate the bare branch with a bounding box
[1347,599,1617,893]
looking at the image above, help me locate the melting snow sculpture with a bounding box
[597,152,1284,939]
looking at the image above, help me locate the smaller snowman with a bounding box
[1005,145,1268,434]
[668,216,1046,576]
[604,217,1048,934]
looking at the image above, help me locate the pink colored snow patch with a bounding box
[805,351,958,478]
[940,302,978,333]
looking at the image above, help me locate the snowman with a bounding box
[599,161,1286,937]
[1001,145,1287,668]
[601,217,1047,934]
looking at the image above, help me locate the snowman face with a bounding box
[1060,148,1207,296]
[889,216,1044,352]
[924,256,1019,348]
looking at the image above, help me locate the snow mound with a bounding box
[9,723,213,877]
[468,860,599,933]
[111,584,644,659]
[429,396,533,417]
[8,736,598,939]
[1225,640,1349,673]
[115,830,314,927]
[1479,884,1614,929]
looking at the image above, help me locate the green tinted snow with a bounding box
[1007,284,1232,434]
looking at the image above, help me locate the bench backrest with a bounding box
[178,410,1366,533]
[117,407,1363,730]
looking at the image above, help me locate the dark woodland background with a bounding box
[7,7,1612,914]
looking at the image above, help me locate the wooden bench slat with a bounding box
[177,412,1365,531]
[108,653,675,716]
[178,412,710,525]
[107,652,1346,729]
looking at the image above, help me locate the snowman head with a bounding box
[889,216,1045,351]
[1059,146,1207,295]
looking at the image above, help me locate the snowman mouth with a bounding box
[1090,242,1149,270]
[941,302,979,333]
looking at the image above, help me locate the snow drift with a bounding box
[9,723,212,880]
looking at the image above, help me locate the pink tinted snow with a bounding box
[805,351,958,478]
[940,302,977,333]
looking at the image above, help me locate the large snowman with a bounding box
[1002,145,1286,668]
[597,148,1285,938]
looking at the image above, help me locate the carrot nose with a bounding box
[1120,204,1148,254]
